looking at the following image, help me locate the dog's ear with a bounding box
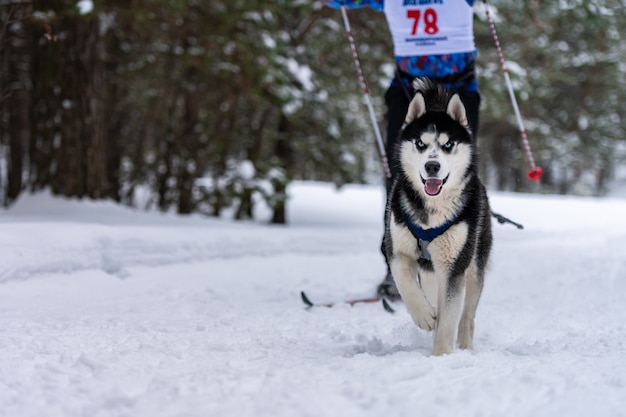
[405,92,426,124]
[446,94,469,128]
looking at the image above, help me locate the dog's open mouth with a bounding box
[422,175,449,196]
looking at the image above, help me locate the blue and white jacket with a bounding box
[325,0,478,92]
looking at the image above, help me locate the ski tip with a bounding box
[300,291,314,308]
[382,298,395,314]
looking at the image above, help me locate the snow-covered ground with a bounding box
[1,181,625,417]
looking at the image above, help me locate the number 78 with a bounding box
[407,9,439,35]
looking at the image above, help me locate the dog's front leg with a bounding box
[457,264,484,350]
[432,275,466,356]
[391,254,436,331]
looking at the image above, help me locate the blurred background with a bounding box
[1,0,625,223]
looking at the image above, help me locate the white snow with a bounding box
[76,0,93,15]
[1,182,625,417]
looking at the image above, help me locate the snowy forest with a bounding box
[1,0,625,222]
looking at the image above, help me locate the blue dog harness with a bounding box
[401,206,460,261]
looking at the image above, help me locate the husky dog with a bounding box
[383,79,492,356]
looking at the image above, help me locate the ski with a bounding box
[300,291,396,313]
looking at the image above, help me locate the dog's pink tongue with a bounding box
[425,178,443,196]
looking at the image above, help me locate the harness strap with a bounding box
[401,207,457,242]
[400,206,461,262]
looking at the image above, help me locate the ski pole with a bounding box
[481,0,542,182]
[339,4,392,179]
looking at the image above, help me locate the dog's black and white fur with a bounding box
[383,79,492,356]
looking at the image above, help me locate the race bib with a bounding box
[384,0,475,56]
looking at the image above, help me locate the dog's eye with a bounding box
[415,139,426,150]
[442,141,455,151]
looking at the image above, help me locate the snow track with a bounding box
[1,183,625,417]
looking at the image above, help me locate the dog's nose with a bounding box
[425,161,440,177]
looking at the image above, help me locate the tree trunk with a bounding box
[85,18,111,199]
[2,2,32,205]
[271,113,293,225]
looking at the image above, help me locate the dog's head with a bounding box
[396,79,474,197]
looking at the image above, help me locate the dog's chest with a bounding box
[420,222,469,268]
[392,214,470,270]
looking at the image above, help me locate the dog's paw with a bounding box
[412,304,436,331]
[433,344,454,356]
